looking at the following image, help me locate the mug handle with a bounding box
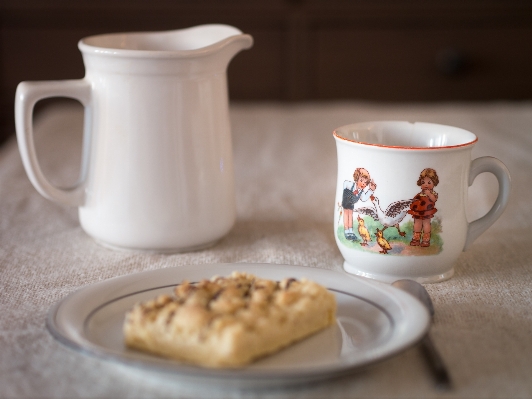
[464,156,511,250]
[15,79,92,206]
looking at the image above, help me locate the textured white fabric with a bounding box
[1,101,531,398]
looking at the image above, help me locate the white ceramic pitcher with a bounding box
[15,24,253,252]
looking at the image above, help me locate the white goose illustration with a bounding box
[357,196,413,236]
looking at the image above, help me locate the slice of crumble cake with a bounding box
[123,271,337,368]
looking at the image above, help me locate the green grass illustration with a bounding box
[337,216,443,256]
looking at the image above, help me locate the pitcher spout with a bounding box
[187,24,253,54]
[187,24,253,67]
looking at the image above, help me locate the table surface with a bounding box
[1,101,531,398]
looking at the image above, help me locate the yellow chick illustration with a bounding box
[375,228,391,254]
[357,215,371,246]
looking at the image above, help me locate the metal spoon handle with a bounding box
[420,334,453,390]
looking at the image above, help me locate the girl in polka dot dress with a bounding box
[408,168,439,247]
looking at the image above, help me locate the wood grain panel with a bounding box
[1,1,532,144]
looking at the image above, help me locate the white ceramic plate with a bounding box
[46,263,429,389]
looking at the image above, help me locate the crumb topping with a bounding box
[127,271,328,336]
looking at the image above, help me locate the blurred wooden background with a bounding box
[2,0,532,145]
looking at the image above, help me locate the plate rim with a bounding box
[46,263,430,383]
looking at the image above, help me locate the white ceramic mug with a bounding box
[333,121,511,283]
[15,25,253,252]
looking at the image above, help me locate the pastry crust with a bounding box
[123,271,337,368]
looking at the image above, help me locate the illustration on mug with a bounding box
[337,167,443,255]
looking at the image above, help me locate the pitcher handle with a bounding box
[464,156,511,250]
[15,79,91,206]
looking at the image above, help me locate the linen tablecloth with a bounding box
[1,101,531,398]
